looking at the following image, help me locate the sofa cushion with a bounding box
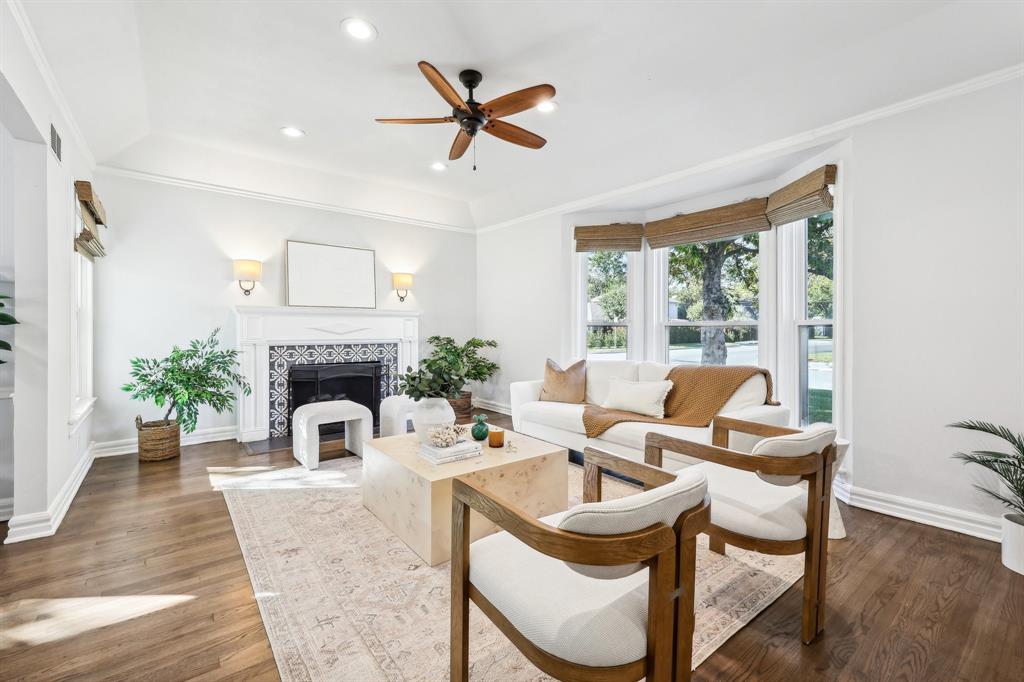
[719,373,768,412]
[596,420,710,458]
[637,361,671,382]
[601,378,674,418]
[540,358,586,403]
[750,422,836,486]
[585,360,639,406]
[470,512,650,667]
[517,401,586,434]
[557,469,707,579]
[684,462,807,541]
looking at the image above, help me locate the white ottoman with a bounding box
[379,394,415,437]
[292,400,373,470]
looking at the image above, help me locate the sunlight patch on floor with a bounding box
[209,461,359,490]
[0,595,195,650]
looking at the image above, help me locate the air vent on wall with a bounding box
[50,123,61,161]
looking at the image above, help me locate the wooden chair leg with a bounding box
[801,470,825,644]
[647,549,676,682]
[674,535,697,682]
[816,456,834,636]
[709,535,726,555]
[450,497,471,682]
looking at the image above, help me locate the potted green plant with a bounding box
[122,329,251,461]
[398,352,467,443]
[950,420,1024,575]
[0,294,17,364]
[423,336,499,421]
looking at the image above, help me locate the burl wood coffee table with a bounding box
[362,429,568,566]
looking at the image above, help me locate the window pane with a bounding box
[667,233,759,322]
[800,324,833,424]
[588,325,628,360]
[586,251,627,323]
[806,211,833,319]
[667,325,758,366]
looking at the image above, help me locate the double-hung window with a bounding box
[663,233,761,366]
[582,250,643,360]
[797,211,834,424]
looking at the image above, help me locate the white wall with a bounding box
[92,173,477,444]
[474,76,1024,536]
[848,78,1023,521]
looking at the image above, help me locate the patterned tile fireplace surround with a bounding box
[234,306,419,443]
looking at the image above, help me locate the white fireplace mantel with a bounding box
[234,306,419,442]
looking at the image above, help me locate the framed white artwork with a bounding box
[286,240,377,308]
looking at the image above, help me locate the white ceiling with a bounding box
[21,0,1024,227]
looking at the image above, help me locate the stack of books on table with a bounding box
[419,440,483,465]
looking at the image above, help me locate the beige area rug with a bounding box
[220,457,803,681]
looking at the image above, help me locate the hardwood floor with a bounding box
[1,410,1021,681]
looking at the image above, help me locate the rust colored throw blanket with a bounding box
[582,366,779,438]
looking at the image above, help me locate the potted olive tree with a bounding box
[122,329,251,461]
[951,420,1024,574]
[423,336,499,421]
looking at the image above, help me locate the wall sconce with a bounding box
[392,272,414,302]
[233,259,263,296]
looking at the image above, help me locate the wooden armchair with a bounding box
[451,449,710,682]
[645,416,837,644]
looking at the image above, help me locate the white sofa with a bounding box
[510,360,791,471]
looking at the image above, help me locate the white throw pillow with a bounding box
[584,361,639,405]
[600,378,673,418]
[557,468,708,579]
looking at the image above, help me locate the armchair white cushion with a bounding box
[751,423,837,486]
[557,468,708,578]
[688,463,807,541]
[470,518,651,667]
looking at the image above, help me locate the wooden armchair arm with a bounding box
[711,416,799,448]
[583,447,677,498]
[452,476,676,567]
[644,432,822,477]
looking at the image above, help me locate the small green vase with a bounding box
[470,414,489,441]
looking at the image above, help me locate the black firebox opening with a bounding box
[287,361,383,437]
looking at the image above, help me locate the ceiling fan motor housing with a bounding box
[456,69,487,136]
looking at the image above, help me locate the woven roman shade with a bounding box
[574,223,644,252]
[73,181,107,259]
[644,197,770,249]
[766,164,837,226]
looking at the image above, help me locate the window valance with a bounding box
[573,223,644,252]
[765,164,837,226]
[644,198,770,249]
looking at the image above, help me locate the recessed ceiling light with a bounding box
[341,17,377,41]
[280,126,306,138]
[430,161,447,172]
[536,100,558,113]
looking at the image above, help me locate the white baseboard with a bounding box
[92,425,238,458]
[833,478,1001,543]
[0,496,12,522]
[4,443,94,544]
[472,398,511,415]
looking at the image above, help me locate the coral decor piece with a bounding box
[427,424,467,449]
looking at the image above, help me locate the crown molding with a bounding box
[95,165,477,234]
[7,0,96,169]
[477,62,1024,234]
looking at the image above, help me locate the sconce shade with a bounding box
[392,272,414,290]
[233,259,263,282]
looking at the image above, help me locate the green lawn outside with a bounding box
[808,388,832,423]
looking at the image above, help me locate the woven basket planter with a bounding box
[136,416,181,462]
[448,391,473,423]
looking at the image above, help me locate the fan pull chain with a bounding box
[473,136,477,171]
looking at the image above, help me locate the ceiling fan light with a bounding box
[341,17,377,41]
[430,161,447,171]
[536,99,558,113]
[280,126,306,138]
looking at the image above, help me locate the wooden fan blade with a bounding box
[375,117,456,124]
[483,120,546,149]
[449,129,472,160]
[480,84,556,119]
[418,61,470,114]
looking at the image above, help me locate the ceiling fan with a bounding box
[376,61,555,167]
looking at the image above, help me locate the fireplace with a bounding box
[287,361,383,436]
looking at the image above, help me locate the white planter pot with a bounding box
[411,397,456,443]
[1002,513,1024,575]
